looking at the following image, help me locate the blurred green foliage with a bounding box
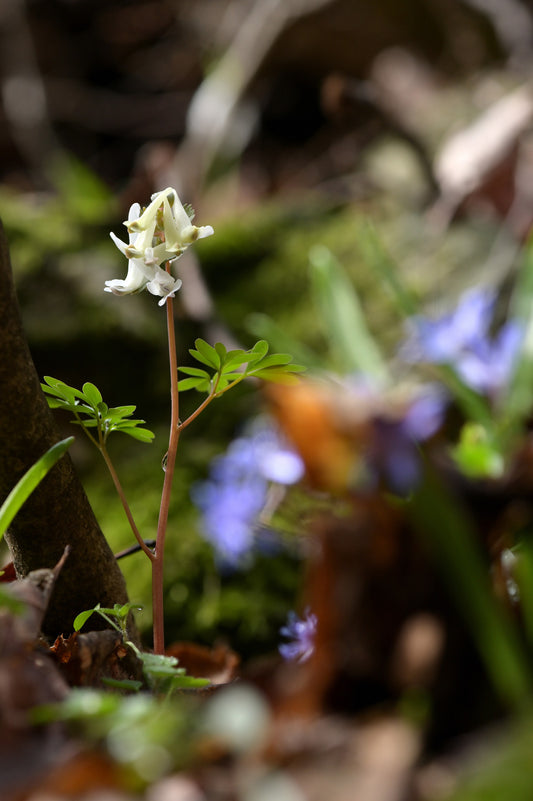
[1,162,520,665]
[0,154,115,275]
[33,688,199,788]
[82,427,303,658]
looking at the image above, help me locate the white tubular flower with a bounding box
[105,203,156,297]
[146,266,183,306]
[160,190,214,256]
[105,187,214,305]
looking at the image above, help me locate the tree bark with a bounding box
[0,219,133,641]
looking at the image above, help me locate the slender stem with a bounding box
[75,409,153,560]
[214,377,243,396]
[99,444,154,561]
[178,387,216,432]
[73,410,100,450]
[152,286,181,654]
[178,373,241,432]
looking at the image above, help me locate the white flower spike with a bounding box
[105,188,214,305]
[105,203,155,297]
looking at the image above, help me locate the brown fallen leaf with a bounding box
[165,641,240,687]
[51,629,143,689]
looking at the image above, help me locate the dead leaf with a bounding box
[165,642,240,686]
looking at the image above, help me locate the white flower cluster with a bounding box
[105,187,214,306]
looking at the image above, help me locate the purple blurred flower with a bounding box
[192,422,304,567]
[371,386,446,494]
[457,321,523,396]
[403,388,447,440]
[401,288,523,397]
[248,425,305,485]
[279,608,317,663]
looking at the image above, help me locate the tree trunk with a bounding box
[0,219,133,641]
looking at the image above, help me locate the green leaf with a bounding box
[117,427,155,443]
[117,602,142,619]
[111,419,147,429]
[178,366,212,379]
[246,353,293,370]
[451,422,504,478]
[92,605,117,617]
[191,338,220,369]
[42,377,85,404]
[45,397,76,411]
[139,652,181,677]
[138,652,210,690]
[107,405,137,418]
[167,674,210,690]
[215,374,245,392]
[44,378,153,443]
[41,384,73,404]
[248,340,269,361]
[73,608,96,632]
[309,245,389,382]
[250,368,302,384]
[71,418,99,428]
[82,382,103,407]
[0,437,74,541]
[221,350,252,372]
[218,368,245,385]
[178,377,212,392]
[189,349,214,369]
[214,342,227,361]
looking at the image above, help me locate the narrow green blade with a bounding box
[309,245,389,382]
[356,221,419,318]
[0,437,74,540]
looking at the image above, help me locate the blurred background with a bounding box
[2,0,533,655]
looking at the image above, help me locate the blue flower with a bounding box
[192,421,304,568]
[371,386,446,494]
[401,288,523,398]
[279,608,317,663]
[456,320,523,396]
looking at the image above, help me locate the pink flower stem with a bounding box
[152,285,180,654]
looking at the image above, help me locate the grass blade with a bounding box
[410,465,532,711]
[309,245,389,382]
[0,437,74,540]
